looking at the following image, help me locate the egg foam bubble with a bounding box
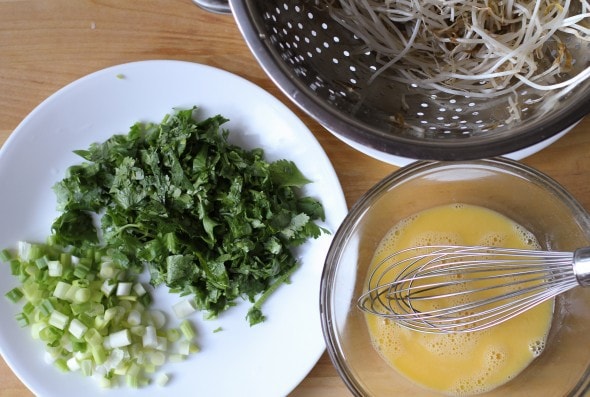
[365,203,553,396]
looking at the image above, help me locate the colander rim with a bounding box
[229,0,590,161]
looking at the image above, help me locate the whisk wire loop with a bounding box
[358,245,580,333]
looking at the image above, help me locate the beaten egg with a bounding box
[365,203,554,395]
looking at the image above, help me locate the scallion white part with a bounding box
[53,281,71,300]
[127,310,142,326]
[67,356,81,371]
[68,318,88,339]
[149,310,166,329]
[116,282,132,297]
[156,373,170,387]
[17,241,33,261]
[142,325,158,348]
[172,298,196,318]
[49,310,69,330]
[47,260,63,277]
[133,282,147,296]
[101,279,116,296]
[104,329,132,349]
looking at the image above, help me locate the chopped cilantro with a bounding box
[51,107,328,325]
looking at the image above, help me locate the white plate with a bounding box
[0,60,348,397]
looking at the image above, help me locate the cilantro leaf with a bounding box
[269,159,312,188]
[51,210,98,246]
[51,107,329,324]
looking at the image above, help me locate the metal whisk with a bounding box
[357,245,590,333]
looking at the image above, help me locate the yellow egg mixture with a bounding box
[365,203,553,395]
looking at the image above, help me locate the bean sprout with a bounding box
[323,0,590,101]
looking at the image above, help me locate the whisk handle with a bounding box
[573,247,590,287]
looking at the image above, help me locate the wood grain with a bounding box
[0,1,587,396]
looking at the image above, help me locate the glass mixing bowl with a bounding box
[321,158,590,396]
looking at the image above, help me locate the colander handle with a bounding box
[192,0,231,14]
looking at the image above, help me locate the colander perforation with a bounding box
[233,0,590,160]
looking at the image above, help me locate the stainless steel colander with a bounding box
[194,0,590,162]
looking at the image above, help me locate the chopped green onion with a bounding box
[172,298,196,319]
[127,310,142,326]
[176,339,199,356]
[49,310,69,330]
[101,279,116,296]
[31,322,47,339]
[5,287,24,303]
[30,322,46,339]
[179,319,195,341]
[142,325,158,348]
[35,256,48,270]
[74,288,91,303]
[39,298,55,317]
[90,343,107,365]
[67,356,80,371]
[126,374,139,389]
[156,372,170,386]
[155,336,168,352]
[73,262,91,279]
[22,302,35,316]
[17,241,32,261]
[80,359,93,376]
[4,241,201,389]
[166,328,181,342]
[39,326,60,343]
[47,260,63,277]
[68,318,88,339]
[61,252,74,267]
[54,358,69,373]
[116,282,132,296]
[149,310,166,329]
[22,282,41,303]
[99,261,116,279]
[53,281,71,300]
[15,312,29,327]
[0,248,12,262]
[133,283,147,296]
[168,354,186,362]
[104,329,132,349]
[97,376,112,389]
[29,244,45,260]
[150,351,166,366]
[9,259,21,276]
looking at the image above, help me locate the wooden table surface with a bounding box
[0,1,588,396]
